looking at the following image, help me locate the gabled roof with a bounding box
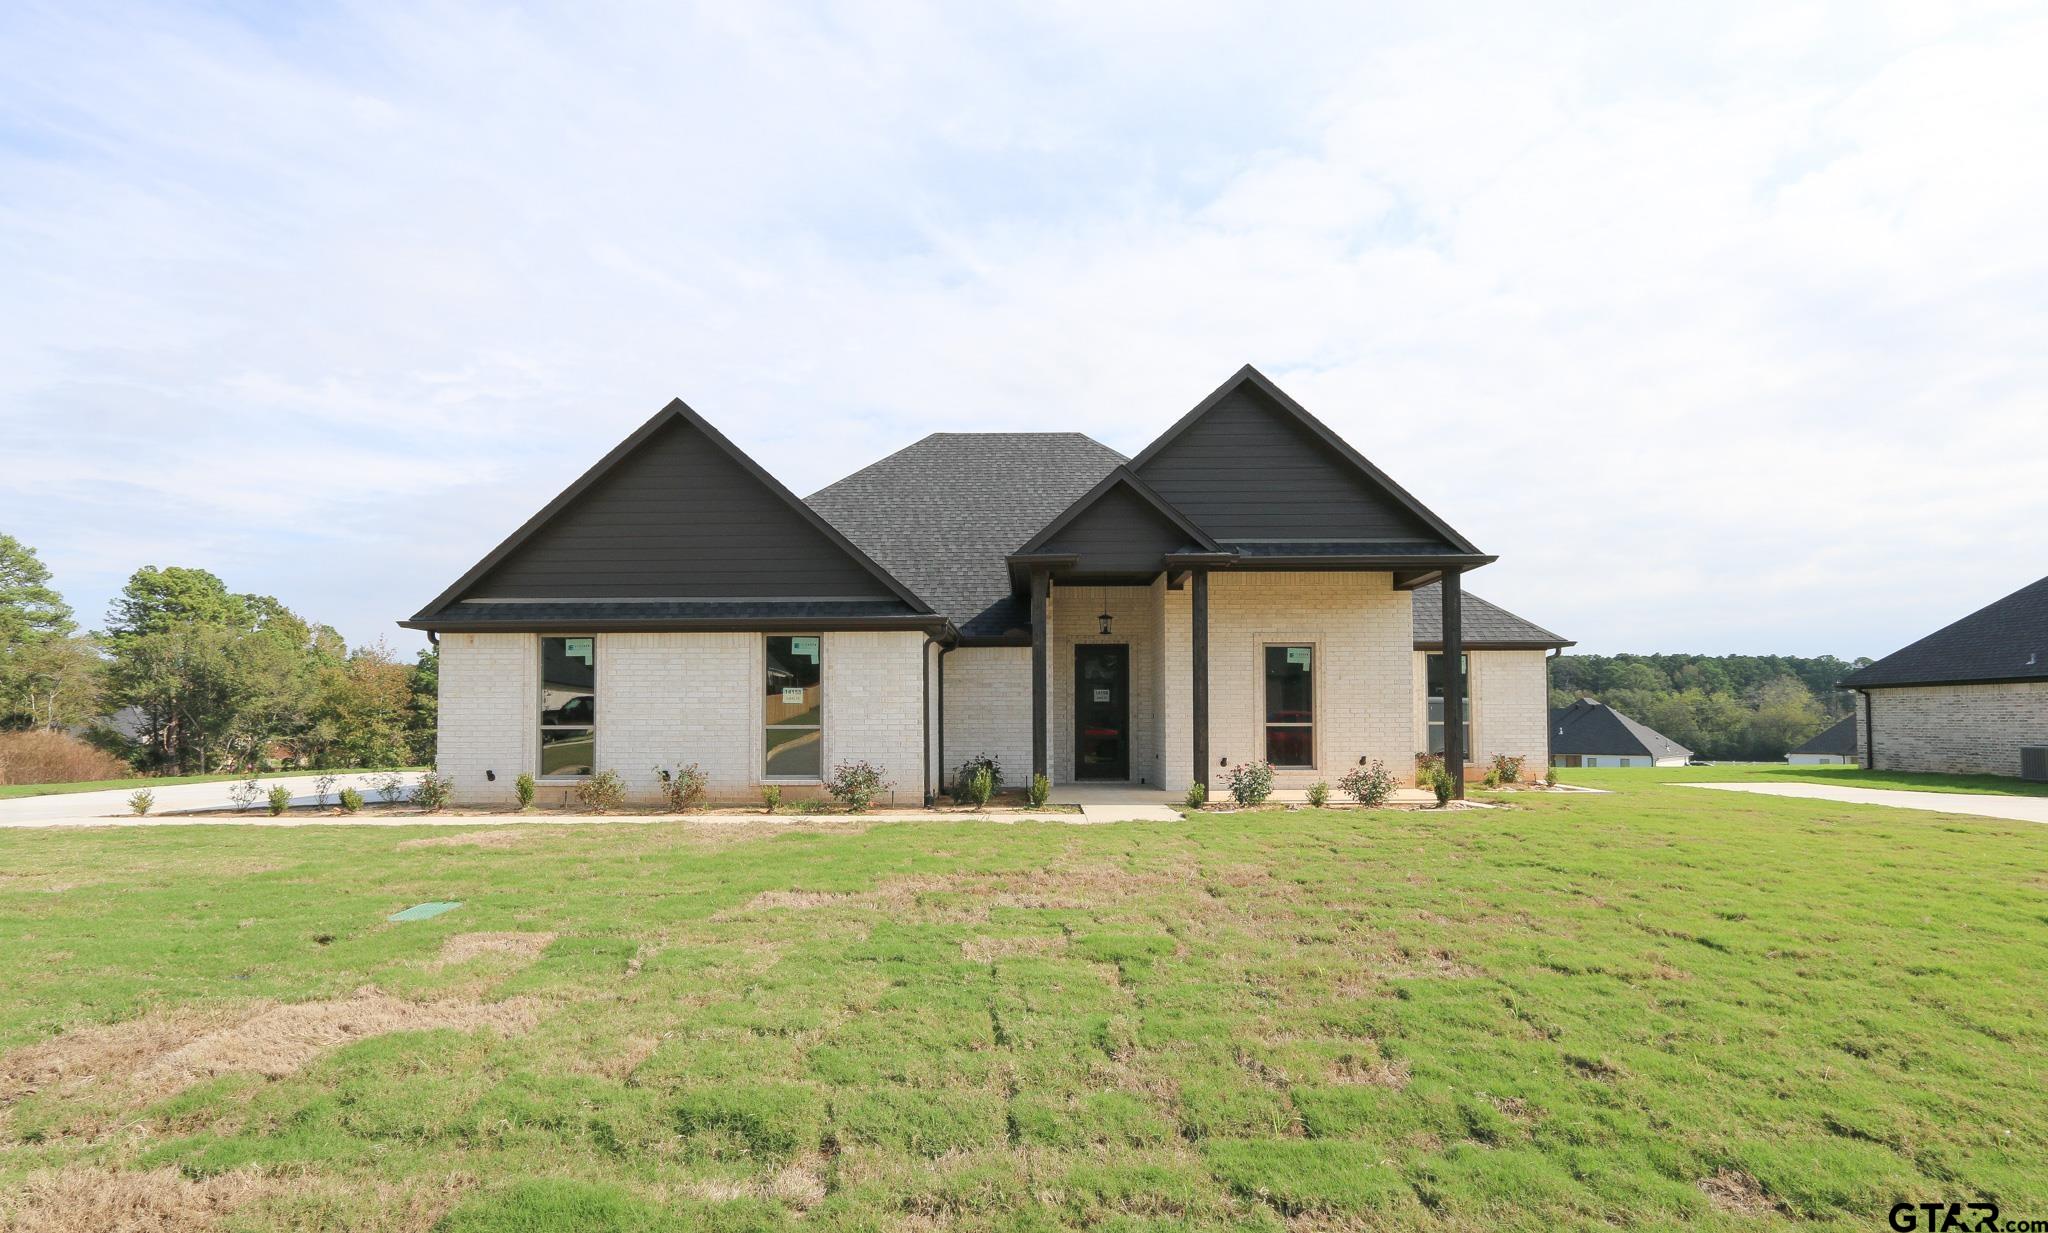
[1411,582,1573,649]
[1549,698,1692,760]
[1840,574,2048,689]
[1789,713,1859,756]
[405,399,935,631]
[806,432,1126,639]
[1011,466,1222,566]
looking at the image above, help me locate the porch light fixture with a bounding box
[1097,588,1113,636]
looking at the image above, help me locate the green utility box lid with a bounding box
[389,901,462,922]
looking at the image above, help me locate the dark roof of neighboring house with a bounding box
[1839,575,2048,689]
[807,433,1128,639]
[1788,713,1859,756]
[1411,582,1573,649]
[1549,698,1693,760]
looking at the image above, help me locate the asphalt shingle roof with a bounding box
[1788,713,1859,756]
[1839,574,2048,689]
[1549,698,1693,760]
[1411,582,1572,648]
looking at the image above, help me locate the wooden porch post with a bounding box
[1030,567,1049,781]
[1441,568,1466,800]
[1192,566,1209,794]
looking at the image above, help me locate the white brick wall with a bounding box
[820,631,927,808]
[1409,649,1549,779]
[437,632,537,806]
[598,632,754,801]
[1050,584,1165,785]
[940,647,1033,790]
[1866,682,2048,776]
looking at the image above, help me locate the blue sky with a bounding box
[3,2,2045,658]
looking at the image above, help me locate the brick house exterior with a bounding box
[405,367,1571,806]
[1841,576,2048,778]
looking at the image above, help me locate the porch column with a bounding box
[1441,567,1466,800]
[1030,566,1049,781]
[1191,566,1209,793]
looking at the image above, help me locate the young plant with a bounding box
[826,760,893,813]
[227,775,261,811]
[761,784,781,814]
[311,774,337,808]
[1426,762,1454,807]
[411,771,452,813]
[953,753,1004,803]
[515,772,537,810]
[655,763,709,812]
[1544,765,1559,788]
[266,784,293,816]
[1491,754,1526,785]
[1028,774,1051,809]
[1184,780,1207,810]
[1306,780,1330,808]
[575,769,627,813]
[371,771,408,804]
[127,788,154,816]
[962,765,995,810]
[337,787,364,814]
[793,797,828,815]
[1338,760,1396,807]
[1225,760,1275,808]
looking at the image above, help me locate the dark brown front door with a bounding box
[1074,644,1130,780]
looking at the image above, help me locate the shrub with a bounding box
[1544,765,1559,788]
[575,769,627,813]
[370,771,409,804]
[1184,780,1207,810]
[655,763,709,812]
[761,784,781,814]
[266,784,292,816]
[411,770,452,813]
[1421,762,1454,807]
[337,787,363,813]
[1306,780,1330,808]
[1225,761,1275,808]
[1338,760,1396,807]
[961,765,995,810]
[0,729,129,787]
[793,797,828,815]
[515,772,536,810]
[1028,774,1051,808]
[826,760,893,813]
[1481,768,1500,789]
[1490,754,1526,784]
[227,775,261,811]
[311,774,337,808]
[953,753,1004,803]
[127,788,154,816]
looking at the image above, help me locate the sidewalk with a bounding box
[1680,781,2048,825]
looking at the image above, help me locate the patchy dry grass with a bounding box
[1,780,2044,1229]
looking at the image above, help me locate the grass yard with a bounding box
[1,778,2044,1230]
[0,768,421,801]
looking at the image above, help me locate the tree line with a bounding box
[1548,652,1870,761]
[0,533,433,775]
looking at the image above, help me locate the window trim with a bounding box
[763,633,825,783]
[1260,641,1317,770]
[1425,651,1473,765]
[537,634,597,782]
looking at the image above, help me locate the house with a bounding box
[1548,698,1691,768]
[402,366,1572,807]
[1785,714,1858,765]
[1838,574,2048,776]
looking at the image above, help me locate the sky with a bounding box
[3,2,2045,660]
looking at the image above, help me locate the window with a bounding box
[1426,653,1471,761]
[1263,645,1314,767]
[1618,758,1633,768]
[540,636,596,777]
[765,635,823,778]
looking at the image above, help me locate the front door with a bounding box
[1074,644,1130,780]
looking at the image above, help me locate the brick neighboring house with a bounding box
[403,366,1572,807]
[1839,575,2048,777]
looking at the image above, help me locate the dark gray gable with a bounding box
[413,401,931,617]
[1789,713,1858,756]
[1017,467,1221,575]
[1549,700,1691,760]
[1130,366,1480,550]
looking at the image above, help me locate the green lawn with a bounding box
[0,767,420,800]
[1,780,2043,1230]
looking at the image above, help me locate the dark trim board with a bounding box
[403,615,950,634]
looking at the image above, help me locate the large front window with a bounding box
[540,636,596,777]
[1263,644,1314,767]
[765,635,823,778]
[1426,652,1470,760]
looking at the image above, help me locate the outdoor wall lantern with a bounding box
[1097,588,1113,636]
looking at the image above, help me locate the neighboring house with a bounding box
[1838,574,2048,777]
[403,366,1571,807]
[1548,698,1692,768]
[1785,714,1859,765]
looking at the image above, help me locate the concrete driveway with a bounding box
[0,772,424,827]
[1681,781,2048,825]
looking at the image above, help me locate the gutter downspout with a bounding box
[1860,688,1875,770]
[936,644,955,801]
[1546,648,1561,769]
[921,636,936,807]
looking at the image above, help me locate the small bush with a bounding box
[0,729,129,787]
[311,774,337,808]
[1421,762,1454,807]
[655,763,708,812]
[1481,768,1500,789]
[761,784,781,814]
[1544,765,1559,788]
[826,760,893,813]
[265,784,292,816]
[575,769,627,813]
[1028,774,1051,808]
[515,772,536,810]
[370,771,408,804]
[1338,760,1396,806]
[1490,754,1526,784]
[227,776,261,811]
[953,753,1004,803]
[411,770,453,813]
[127,788,154,816]
[1225,761,1274,808]
[1184,780,1207,810]
[337,787,363,813]
[793,797,828,815]
[1306,780,1330,808]
[962,765,995,810]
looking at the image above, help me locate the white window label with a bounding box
[781,687,806,704]
[564,637,594,664]
[1286,647,1311,666]
[790,636,820,662]
[1093,688,1111,702]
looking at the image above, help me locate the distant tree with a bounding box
[0,535,87,728]
[406,646,438,764]
[304,641,413,768]
[1747,676,1827,756]
[1548,652,1858,760]
[104,565,252,643]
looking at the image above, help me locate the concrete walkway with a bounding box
[1681,781,2048,825]
[0,772,424,827]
